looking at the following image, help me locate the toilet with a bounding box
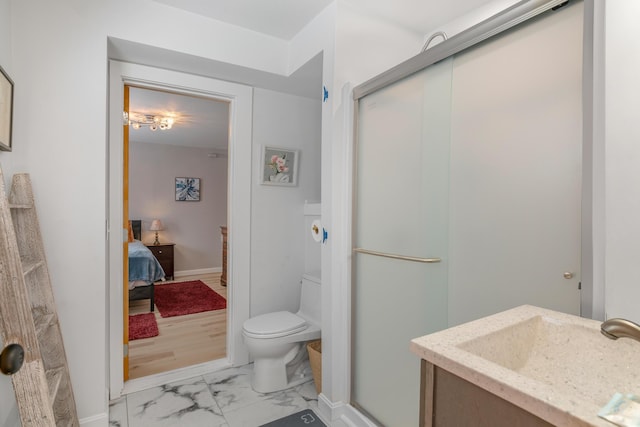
[242,271,321,393]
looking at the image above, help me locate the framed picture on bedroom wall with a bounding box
[261,146,298,186]
[0,65,14,152]
[175,177,200,201]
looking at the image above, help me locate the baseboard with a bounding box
[317,395,378,427]
[79,412,108,427]
[174,267,221,278]
[339,405,379,427]
[318,393,344,424]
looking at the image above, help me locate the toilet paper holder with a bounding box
[311,220,328,243]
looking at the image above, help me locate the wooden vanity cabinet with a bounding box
[420,360,553,427]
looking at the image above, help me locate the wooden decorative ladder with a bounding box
[0,168,79,426]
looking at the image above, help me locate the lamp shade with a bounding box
[149,219,164,231]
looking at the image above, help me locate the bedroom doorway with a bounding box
[124,85,231,380]
[108,61,253,398]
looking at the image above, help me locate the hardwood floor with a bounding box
[128,272,227,379]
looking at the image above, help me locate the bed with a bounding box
[128,220,165,311]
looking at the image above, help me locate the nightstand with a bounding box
[146,243,175,280]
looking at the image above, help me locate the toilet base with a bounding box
[251,345,313,393]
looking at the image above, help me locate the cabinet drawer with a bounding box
[149,246,172,262]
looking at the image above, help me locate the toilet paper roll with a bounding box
[311,219,322,243]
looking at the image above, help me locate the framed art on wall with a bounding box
[175,177,200,201]
[261,146,299,186]
[0,65,14,152]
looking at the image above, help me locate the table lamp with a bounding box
[149,219,164,245]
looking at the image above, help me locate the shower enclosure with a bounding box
[351,0,585,425]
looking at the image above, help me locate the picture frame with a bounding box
[0,65,14,152]
[175,177,200,201]
[261,146,299,186]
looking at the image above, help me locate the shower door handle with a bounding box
[353,248,441,263]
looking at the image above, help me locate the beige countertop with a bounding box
[410,305,640,427]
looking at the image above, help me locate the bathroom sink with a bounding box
[410,305,640,426]
[457,314,639,402]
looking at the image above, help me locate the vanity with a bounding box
[410,305,640,427]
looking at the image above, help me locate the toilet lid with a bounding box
[243,311,307,338]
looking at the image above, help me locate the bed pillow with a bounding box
[127,220,135,243]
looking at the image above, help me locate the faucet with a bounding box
[601,318,640,342]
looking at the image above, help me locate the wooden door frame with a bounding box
[123,85,130,381]
[108,61,252,398]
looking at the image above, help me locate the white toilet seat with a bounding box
[243,311,308,339]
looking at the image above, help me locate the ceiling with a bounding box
[128,87,230,151]
[152,0,335,40]
[152,0,498,41]
[135,0,499,150]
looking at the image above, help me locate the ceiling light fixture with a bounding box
[124,111,177,131]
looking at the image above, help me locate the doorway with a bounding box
[108,61,253,398]
[125,85,231,379]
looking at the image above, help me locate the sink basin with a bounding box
[410,305,640,426]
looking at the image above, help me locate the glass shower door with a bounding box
[352,57,453,426]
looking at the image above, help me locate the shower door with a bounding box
[352,58,453,427]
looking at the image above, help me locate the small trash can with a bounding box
[307,339,322,394]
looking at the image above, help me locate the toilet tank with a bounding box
[298,271,321,325]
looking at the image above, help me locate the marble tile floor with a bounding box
[109,364,325,427]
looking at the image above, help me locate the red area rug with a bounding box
[154,280,226,318]
[129,313,159,340]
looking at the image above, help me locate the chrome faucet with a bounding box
[601,318,640,342]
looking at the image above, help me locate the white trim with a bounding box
[174,267,222,278]
[108,61,252,399]
[583,0,605,320]
[327,83,354,403]
[122,358,232,395]
[339,405,379,427]
[317,394,376,427]
[79,412,108,427]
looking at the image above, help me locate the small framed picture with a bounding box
[0,65,14,152]
[175,177,200,201]
[261,146,298,186]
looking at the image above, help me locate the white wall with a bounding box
[0,4,20,426]
[0,0,10,69]
[334,2,423,106]
[0,0,19,424]
[6,0,320,424]
[250,88,321,316]
[129,142,228,272]
[604,0,640,323]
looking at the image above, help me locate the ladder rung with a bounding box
[33,311,56,335]
[21,258,44,276]
[46,366,64,403]
[8,203,33,209]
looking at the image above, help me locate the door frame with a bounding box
[108,61,252,398]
